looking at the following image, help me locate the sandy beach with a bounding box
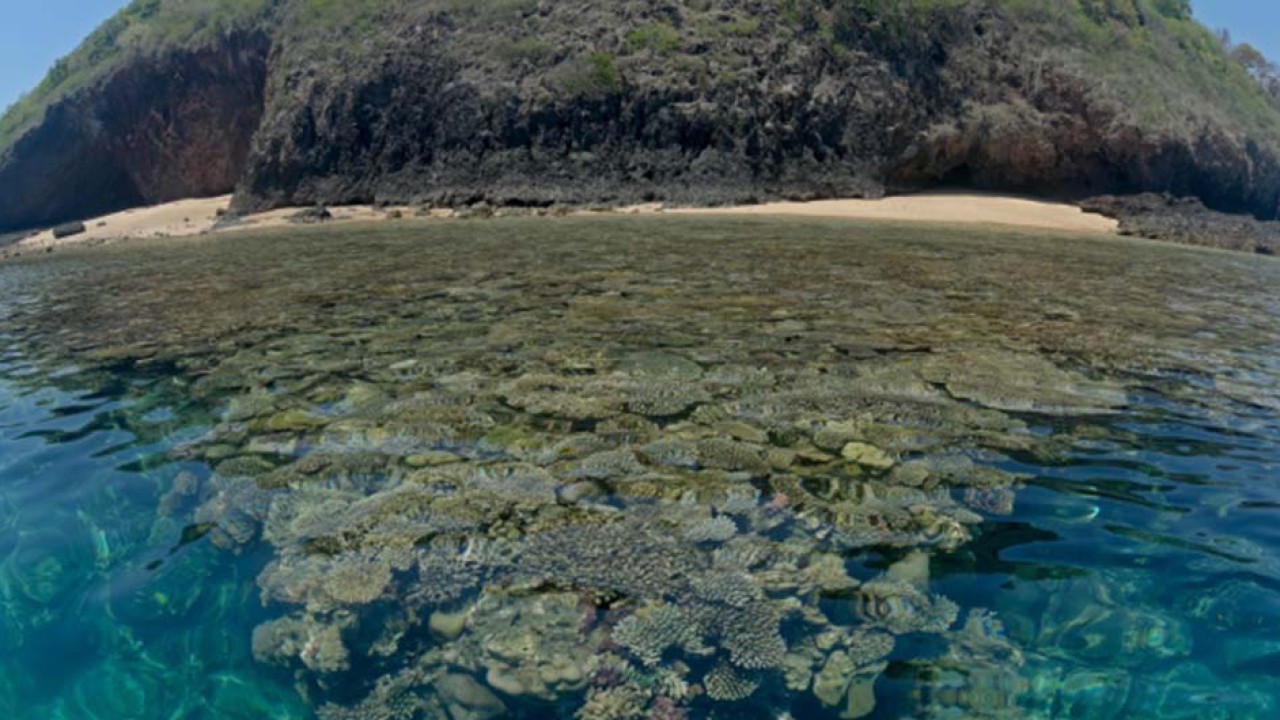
[9,190,1118,254]
[668,193,1120,234]
[14,196,418,251]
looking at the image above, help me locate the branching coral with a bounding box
[821,483,982,551]
[681,516,738,545]
[711,539,773,571]
[703,661,761,701]
[797,552,860,595]
[323,551,393,605]
[964,486,1017,516]
[466,464,560,504]
[625,381,708,418]
[689,569,761,609]
[706,599,788,670]
[717,488,761,516]
[411,544,489,606]
[577,685,650,720]
[514,522,697,598]
[573,450,646,481]
[638,440,699,469]
[696,438,767,474]
[257,546,407,613]
[500,373,622,421]
[612,602,709,667]
[646,696,689,720]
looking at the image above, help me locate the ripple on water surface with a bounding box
[0,217,1276,719]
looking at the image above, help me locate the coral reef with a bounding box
[625,382,708,419]
[577,686,648,720]
[252,614,352,673]
[9,217,1257,720]
[612,602,709,667]
[681,517,738,545]
[854,579,960,635]
[702,662,761,702]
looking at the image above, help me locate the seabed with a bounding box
[0,216,1276,719]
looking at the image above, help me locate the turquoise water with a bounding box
[0,361,306,718]
[0,217,1276,718]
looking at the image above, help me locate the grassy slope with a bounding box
[996,0,1280,148]
[2,0,1278,157]
[769,0,1280,148]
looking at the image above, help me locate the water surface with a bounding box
[0,217,1276,719]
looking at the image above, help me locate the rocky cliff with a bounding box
[0,31,268,231]
[2,0,1279,231]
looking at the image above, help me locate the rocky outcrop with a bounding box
[51,221,86,239]
[1081,193,1280,254]
[2,0,1279,231]
[228,2,1280,221]
[887,92,1280,221]
[0,33,268,232]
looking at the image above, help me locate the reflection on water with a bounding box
[0,217,1276,719]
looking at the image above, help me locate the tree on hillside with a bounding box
[1233,44,1280,103]
[1217,32,1280,106]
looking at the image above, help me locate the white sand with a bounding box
[21,196,235,249]
[14,190,1117,252]
[669,191,1119,234]
[16,196,415,251]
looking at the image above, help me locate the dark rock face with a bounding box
[0,34,269,232]
[1081,193,1280,254]
[230,5,1280,220]
[887,96,1280,221]
[233,47,893,212]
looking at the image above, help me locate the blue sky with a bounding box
[1,1,1278,114]
[1194,1,1280,61]
[1,1,124,113]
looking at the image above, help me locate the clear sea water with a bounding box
[0,217,1276,719]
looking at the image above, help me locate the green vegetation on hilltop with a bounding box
[0,0,273,152]
[996,0,1280,147]
[4,0,1276,154]
[760,0,1280,147]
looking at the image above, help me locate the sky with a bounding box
[0,1,1279,114]
[1193,1,1280,62]
[0,1,127,114]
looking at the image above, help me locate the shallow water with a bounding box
[0,217,1276,719]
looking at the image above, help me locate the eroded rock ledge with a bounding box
[0,33,268,232]
[1081,193,1280,254]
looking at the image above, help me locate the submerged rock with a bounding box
[917,349,1127,416]
[840,442,895,470]
[437,673,507,720]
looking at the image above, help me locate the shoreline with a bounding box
[3,191,1119,257]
